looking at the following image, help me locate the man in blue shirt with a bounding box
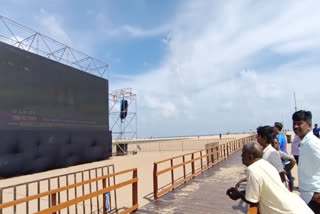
[292,110,320,213]
[274,122,287,152]
[313,124,320,138]
[274,122,295,192]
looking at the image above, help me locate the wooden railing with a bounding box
[248,206,259,214]
[0,164,116,214]
[0,168,138,214]
[153,135,256,200]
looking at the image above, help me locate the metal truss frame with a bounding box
[0,15,108,78]
[109,88,137,146]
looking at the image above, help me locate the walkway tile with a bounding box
[137,150,248,214]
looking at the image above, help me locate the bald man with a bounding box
[226,142,313,214]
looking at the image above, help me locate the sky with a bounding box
[1,0,320,138]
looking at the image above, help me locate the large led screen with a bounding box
[0,41,108,131]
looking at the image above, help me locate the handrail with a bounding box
[155,151,196,164]
[0,168,138,214]
[153,135,256,200]
[0,164,116,214]
[0,164,114,190]
[248,206,259,214]
[35,176,138,214]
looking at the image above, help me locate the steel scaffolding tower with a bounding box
[109,88,137,141]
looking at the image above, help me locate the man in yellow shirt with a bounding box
[226,142,313,214]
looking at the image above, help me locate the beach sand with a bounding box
[1,133,282,213]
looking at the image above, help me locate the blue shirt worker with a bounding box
[274,122,287,152]
[313,124,320,138]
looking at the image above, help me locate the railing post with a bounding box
[191,153,195,176]
[200,151,203,172]
[182,155,186,182]
[170,159,174,189]
[216,146,219,160]
[232,142,234,152]
[102,179,106,214]
[222,145,224,158]
[0,188,3,214]
[132,169,138,212]
[232,142,234,153]
[153,163,158,200]
[51,193,57,214]
[211,148,214,164]
[231,142,233,154]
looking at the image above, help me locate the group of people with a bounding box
[226,110,320,214]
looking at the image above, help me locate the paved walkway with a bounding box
[136,150,249,214]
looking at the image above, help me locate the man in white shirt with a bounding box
[226,142,313,214]
[235,126,286,188]
[272,133,296,191]
[256,126,286,182]
[291,135,301,165]
[292,110,320,213]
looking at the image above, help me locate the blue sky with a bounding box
[2,0,320,138]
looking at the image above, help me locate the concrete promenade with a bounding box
[136,150,249,214]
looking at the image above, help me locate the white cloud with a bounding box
[36,9,71,45]
[96,12,170,39]
[113,0,320,137]
[120,24,170,38]
[3,0,320,137]
[143,95,177,119]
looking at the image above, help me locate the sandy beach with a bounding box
[0,132,299,213]
[0,133,252,213]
